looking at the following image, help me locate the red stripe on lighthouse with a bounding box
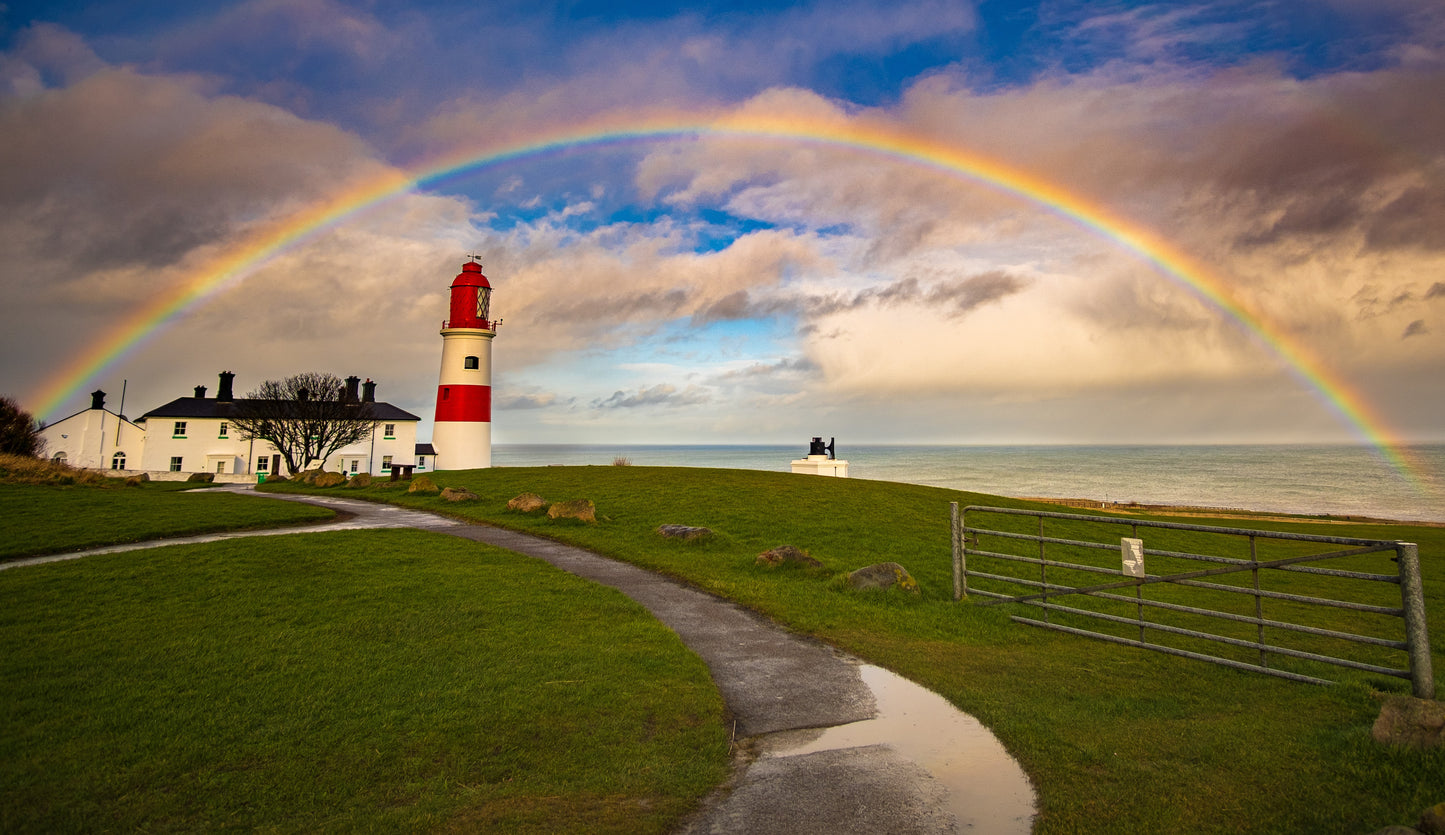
[435,385,491,422]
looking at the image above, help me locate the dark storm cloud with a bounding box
[693,271,1030,325]
[541,288,692,324]
[1403,320,1429,338]
[592,383,710,409]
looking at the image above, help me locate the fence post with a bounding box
[951,502,966,601]
[1397,542,1435,699]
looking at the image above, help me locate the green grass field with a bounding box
[0,482,334,561]
[0,528,729,833]
[269,465,1445,833]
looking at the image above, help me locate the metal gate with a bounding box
[951,504,1434,698]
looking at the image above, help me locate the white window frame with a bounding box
[173,421,187,438]
[169,456,183,472]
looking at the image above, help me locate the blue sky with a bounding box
[1,0,1442,447]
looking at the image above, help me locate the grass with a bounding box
[0,482,335,561]
[0,528,729,833]
[265,465,1445,833]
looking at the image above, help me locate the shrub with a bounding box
[0,453,108,486]
[0,396,43,457]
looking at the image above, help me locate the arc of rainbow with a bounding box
[27,110,1424,487]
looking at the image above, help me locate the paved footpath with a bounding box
[9,487,1036,834]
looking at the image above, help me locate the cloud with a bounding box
[592,383,711,409]
[495,391,561,410]
[1403,319,1429,338]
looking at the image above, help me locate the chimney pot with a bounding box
[91,390,106,411]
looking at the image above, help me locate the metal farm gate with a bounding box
[951,504,1434,699]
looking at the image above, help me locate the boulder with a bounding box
[441,487,479,502]
[757,545,822,568]
[847,562,920,594]
[407,475,440,495]
[186,472,215,483]
[658,524,713,541]
[507,492,548,512]
[124,473,149,487]
[1374,696,1445,749]
[313,471,346,488]
[547,499,596,523]
[1421,803,1445,835]
[343,473,373,489]
[263,475,288,484]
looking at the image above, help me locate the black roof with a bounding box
[138,397,420,422]
[415,443,437,456]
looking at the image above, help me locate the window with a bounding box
[173,421,187,437]
[384,423,395,439]
[215,461,226,474]
[442,388,449,400]
[382,455,392,471]
[170,457,183,472]
[349,459,358,474]
[111,452,126,470]
[256,457,269,473]
[416,456,427,470]
[52,452,66,465]
[464,356,479,370]
[218,422,228,438]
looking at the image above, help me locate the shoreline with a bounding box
[1018,496,1444,527]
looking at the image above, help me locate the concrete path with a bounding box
[9,487,1037,833]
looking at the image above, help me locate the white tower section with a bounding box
[433,259,497,470]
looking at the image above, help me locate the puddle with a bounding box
[761,664,1036,833]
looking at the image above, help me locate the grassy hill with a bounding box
[275,465,1445,834]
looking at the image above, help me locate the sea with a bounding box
[492,443,1445,524]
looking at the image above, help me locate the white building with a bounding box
[39,372,425,481]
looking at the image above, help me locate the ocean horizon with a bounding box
[491,443,1445,524]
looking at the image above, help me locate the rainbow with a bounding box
[26,109,1425,486]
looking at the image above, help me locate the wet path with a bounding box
[9,487,1037,833]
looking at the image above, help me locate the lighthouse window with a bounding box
[464,356,479,369]
[111,452,126,470]
[476,288,490,321]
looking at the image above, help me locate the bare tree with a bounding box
[229,373,374,474]
[0,395,44,457]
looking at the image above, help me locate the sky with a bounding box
[1,0,1442,452]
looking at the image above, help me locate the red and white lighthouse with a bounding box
[433,258,497,470]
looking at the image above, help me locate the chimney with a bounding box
[194,385,207,399]
[362,379,376,403]
[91,390,105,410]
[344,375,361,402]
[217,371,235,403]
[297,388,310,403]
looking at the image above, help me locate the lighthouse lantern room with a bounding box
[433,258,497,470]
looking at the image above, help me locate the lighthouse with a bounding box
[433,258,497,470]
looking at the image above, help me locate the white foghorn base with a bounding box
[433,421,491,470]
[791,455,850,477]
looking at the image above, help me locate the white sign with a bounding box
[1121,538,1145,577]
